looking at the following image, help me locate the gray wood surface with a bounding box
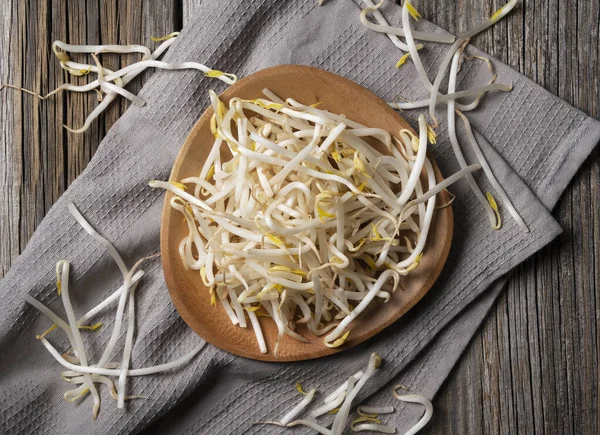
[0,0,598,433]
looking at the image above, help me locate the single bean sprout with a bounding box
[152,90,480,354]
[37,337,204,377]
[392,386,433,435]
[351,416,396,433]
[457,111,528,231]
[52,40,152,59]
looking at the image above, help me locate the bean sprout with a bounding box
[258,353,398,434]
[358,405,395,415]
[445,41,497,228]
[360,0,421,52]
[392,386,433,435]
[37,337,204,377]
[52,40,152,59]
[361,0,455,45]
[351,416,396,433]
[457,111,528,231]
[323,370,364,403]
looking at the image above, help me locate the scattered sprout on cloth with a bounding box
[254,353,432,434]
[365,0,527,232]
[392,385,433,435]
[151,88,482,355]
[24,203,205,419]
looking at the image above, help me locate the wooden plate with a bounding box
[160,64,453,362]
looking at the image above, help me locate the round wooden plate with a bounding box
[160,64,453,362]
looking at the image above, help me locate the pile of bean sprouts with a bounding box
[25,203,204,419]
[255,352,433,434]
[1,33,237,133]
[151,88,482,354]
[361,0,528,232]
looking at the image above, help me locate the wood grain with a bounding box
[0,0,598,432]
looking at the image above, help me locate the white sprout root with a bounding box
[151,89,479,355]
[24,202,205,419]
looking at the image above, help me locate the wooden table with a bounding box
[1,1,598,433]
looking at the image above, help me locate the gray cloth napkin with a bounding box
[1,0,598,434]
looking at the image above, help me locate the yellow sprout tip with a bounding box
[427,125,437,144]
[244,305,261,312]
[325,330,350,348]
[486,192,502,230]
[395,53,410,69]
[79,322,103,331]
[169,181,187,191]
[266,234,286,247]
[206,164,215,181]
[406,2,422,20]
[317,207,336,221]
[268,265,293,273]
[491,0,516,22]
[150,32,179,42]
[296,382,308,396]
[205,70,225,78]
[373,353,382,368]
